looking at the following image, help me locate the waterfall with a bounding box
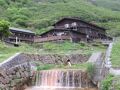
[35,70,84,88]
[25,70,98,90]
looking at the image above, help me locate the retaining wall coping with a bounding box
[0,52,22,67]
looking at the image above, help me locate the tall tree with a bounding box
[0,20,10,41]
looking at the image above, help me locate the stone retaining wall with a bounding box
[0,53,33,90]
[26,54,90,64]
[0,53,90,90]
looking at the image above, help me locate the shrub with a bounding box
[101,74,114,90]
[87,63,95,79]
[37,64,55,71]
[0,20,10,40]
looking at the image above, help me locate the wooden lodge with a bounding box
[6,17,112,44]
[35,28,87,42]
[7,27,35,43]
[35,17,112,43]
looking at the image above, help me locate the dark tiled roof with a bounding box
[52,17,106,30]
[9,27,35,34]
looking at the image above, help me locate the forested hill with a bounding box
[88,0,120,11]
[1,0,120,36]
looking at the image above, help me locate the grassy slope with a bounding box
[111,38,120,67]
[0,42,35,62]
[88,0,120,11]
[36,63,90,71]
[0,41,106,62]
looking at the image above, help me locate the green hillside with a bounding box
[1,0,120,36]
[88,0,120,11]
[87,0,120,36]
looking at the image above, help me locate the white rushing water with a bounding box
[35,70,82,87]
[26,87,97,90]
[26,70,97,90]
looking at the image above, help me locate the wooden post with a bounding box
[16,37,18,44]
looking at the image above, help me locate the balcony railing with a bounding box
[8,36,34,42]
[34,36,70,43]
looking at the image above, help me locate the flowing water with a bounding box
[26,87,97,90]
[26,70,97,90]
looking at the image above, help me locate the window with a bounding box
[71,22,77,27]
[64,24,70,28]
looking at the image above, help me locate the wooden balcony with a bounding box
[34,36,70,43]
[8,36,34,42]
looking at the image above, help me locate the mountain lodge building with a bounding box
[6,17,112,43]
[7,27,35,43]
[36,17,112,43]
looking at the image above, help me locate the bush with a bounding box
[37,64,55,71]
[87,63,95,79]
[0,20,10,40]
[15,18,28,27]
[101,74,114,90]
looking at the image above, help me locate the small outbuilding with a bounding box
[8,27,35,43]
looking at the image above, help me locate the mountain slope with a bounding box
[1,0,120,36]
[88,0,120,11]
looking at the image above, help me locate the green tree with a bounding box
[0,20,10,40]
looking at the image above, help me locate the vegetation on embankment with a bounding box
[0,41,106,62]
[111,38,120,67]
[35,61,95,74]
[41,41,106,54]
[0,42,35,62]
[36,63,90,71]
[112,76,120,90]
[101,74,120,90]
[101,74,114,90]
[1,0,120,36]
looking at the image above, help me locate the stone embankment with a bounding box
[0,53,34,90]
[0,53,90,90]
[26,54,90,64]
